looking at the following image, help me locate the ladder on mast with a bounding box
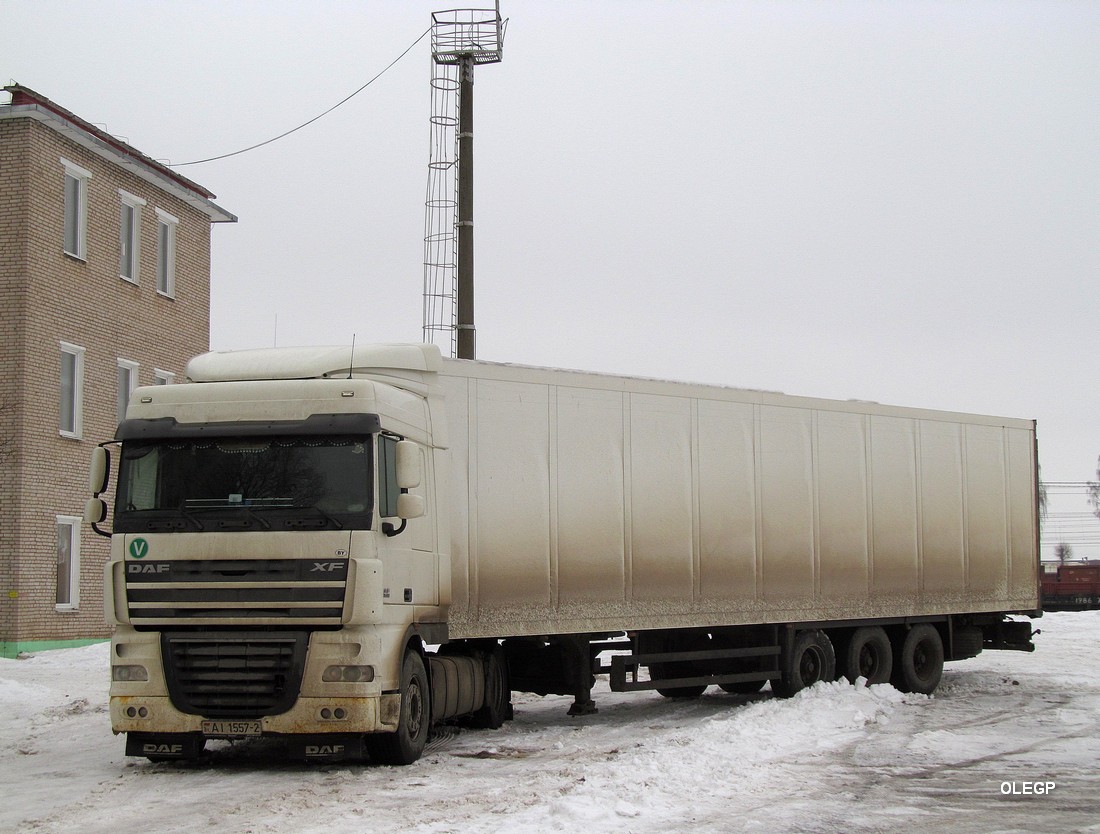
[422,5,505,359]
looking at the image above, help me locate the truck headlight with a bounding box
[322,665,375,683]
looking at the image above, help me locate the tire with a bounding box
[952,626,983,660]
[367,651,430,765]
[775,629,835,698]
[468,646,510,729]
[892,624,944,695]
[841,626,893,685]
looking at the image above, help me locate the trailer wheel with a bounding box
[892,624,944,695]
[775,629,835,698]
[367,651,429,766]
[842,626,892,685]
[468,646,511,729]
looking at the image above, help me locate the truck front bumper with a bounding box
[111,693,399,736]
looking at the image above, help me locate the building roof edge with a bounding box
[1,84,237,224]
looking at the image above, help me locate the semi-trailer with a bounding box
[86,343,1040,764]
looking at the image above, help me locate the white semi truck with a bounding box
[86,343,1040,764]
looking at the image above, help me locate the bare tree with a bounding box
[1054,542,1073,566]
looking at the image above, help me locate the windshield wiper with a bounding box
[225,506,271,529]
[181,504,272,530]
[177,508,205,531]
[296,506,344,530]
[121,507,205,531]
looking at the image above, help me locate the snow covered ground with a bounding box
[2,612,1098,834]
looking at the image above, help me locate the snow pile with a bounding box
[2,612,1098,833]
[493,680,923,833]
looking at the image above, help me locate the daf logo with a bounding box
[306,744,344,756]
[127,563,170,575]
[311,562,344,573]
[142,743,183,755]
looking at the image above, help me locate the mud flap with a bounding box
[287,734,366,763]
[126,732,206,760]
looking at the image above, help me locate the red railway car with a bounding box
[1041,564,1100,611]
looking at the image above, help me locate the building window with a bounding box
[154,368,175,385]
[60,342,85,439]
[56,516,82,610]
[119,190,146,283]
[61,158,92,260]
[156,209,178,297]
[117,359,139,422]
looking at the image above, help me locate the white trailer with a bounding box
[87,343,1039,764]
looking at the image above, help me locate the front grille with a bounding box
[125,559,348,625]
[162,632,307,718]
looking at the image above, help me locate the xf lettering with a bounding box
[311,562,344,573]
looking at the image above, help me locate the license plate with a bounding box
[202,720,262,737]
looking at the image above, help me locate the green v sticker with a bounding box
[129,538,149,559]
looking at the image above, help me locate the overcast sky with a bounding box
[6,0,1099,557]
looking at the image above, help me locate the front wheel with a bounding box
[367,650,430,766]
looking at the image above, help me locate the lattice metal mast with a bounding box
[422,5,504,360]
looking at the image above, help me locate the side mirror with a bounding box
[395,441,422,489]
[396,493,425,520]
[84,497,108,524]
[89,446,110,495]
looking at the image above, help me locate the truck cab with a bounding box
[89,343,459,763]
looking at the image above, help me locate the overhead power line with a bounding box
[171,26,431,167]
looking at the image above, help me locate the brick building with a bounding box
[0,85,235,657]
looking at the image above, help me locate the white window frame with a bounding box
[61,158,92,260]
[56,515,82,611]
[117,358,140,422]
[156,208,178,298]
[153,368,175,385]
[119,189,146,284]
[59,341,85,439]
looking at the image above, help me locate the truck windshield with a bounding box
[113,434,372,532]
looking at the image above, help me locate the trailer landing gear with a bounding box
[562,635,598,715]
[502,635,599,716]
